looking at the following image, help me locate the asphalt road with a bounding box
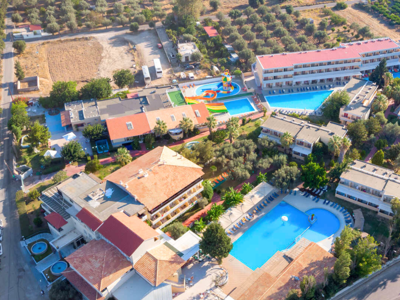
[336,261,400,300]
[0,9,49,300]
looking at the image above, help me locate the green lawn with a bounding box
[168,91,186,106]
[43,265,62,283]
[94,161,121,180]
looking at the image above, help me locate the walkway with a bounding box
[364,99,399,162]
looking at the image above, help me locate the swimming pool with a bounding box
[45,112,65,135]
[224,99,256,116]
[196,82,240,99]
[95,139,109,154]
[266,90,333,110]
[230,202,340,270]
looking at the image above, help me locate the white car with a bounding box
[0,243,2,255]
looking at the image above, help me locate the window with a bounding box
[194,110,201,117]
[126,122,133,130]
[171,115,176,121]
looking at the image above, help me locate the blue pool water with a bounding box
[224,99,256,116]
[31,241,48,255]
[45,112,65,136]
[196,82,240,99]
[95,139,109,153]
[266,90,333,110]
[51,261,68,274]
[231,202,340,270]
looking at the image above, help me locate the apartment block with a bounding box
[335,160,400,218]
[339,78,378,124]
[259,115,347,160]
[254,38,400,89]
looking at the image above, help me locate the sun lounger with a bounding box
[300,191,305,196]
[336,205,341,210]
[239,220,245,226]
[234,224,239,230]
[263,200,268,206]
[306,194,310,198]
[325,201,330,205]
[237,222,242,228]
[315,198,320,203]
[294,190,297,195]
[330,202,335,207]
[257,205,263,210]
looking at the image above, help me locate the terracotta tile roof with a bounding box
[134,243,186,286]
[63,268,105,300]
[106,113,151,141]
[76,208,103,231]
[203,26,219,37]
[60,110,71,127]
[65,239,132,292]
[105,146,204,211]
[235,242,336,300]
[29,25,42,31]
[97,212,159,257]
[44,212,67,230]
[190,103,209,124]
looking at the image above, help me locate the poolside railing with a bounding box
[285,224,312,251]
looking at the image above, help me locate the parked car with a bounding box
[0,228,2,242]
[188,73,195,80]
[192,62,201,68]
[0,243,2,255]
[157,43,163,49]
[0,219,3,228]
[169,53,176,59]
[185,65,195,70]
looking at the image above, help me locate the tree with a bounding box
[365,117,381,136]
[207,204,225,221]
[28,189,40,201]
[232,39,247,51]
[371,149,384,166]
[176,0,203,18]
[200,223,233,264]
[375,111,387,125]
[113,69,135,88]
[347,121,368,146]
[47,23,60,35]
[102,19,112,29]
[11,125,22,141]
[257,5,269,16]
[273,27,288,38]
[206,115,217,137]
[191,51,203,62]
[273,165,300,189]
[241,183,254,195]
[66,20,77,32]
[358,26,373,39]
[13,40,26,54]
[222,187,244,208]
[82,124,104,141]
[130,22,139,32]
[45,81,79,108]
[154,119,168,137]
[229,9,242,19]
[334,252,352,284]
[329,160,351,182]
[300,275,316,300]
[244,31,256,42]
[370,58,388,88]
[49,278,81,300]
[202,180,214,200]
[322,90,350,122]
[226,117,240,143]
[304,24,316,36]
[14,61,25,81]
[12,13,23,23]
[284,19,295,31]
[165,223,189,239]
[328,135,342,159]
[29,121,51,147]
[314,30,329,44]
[179,117,194,137]
[386,143,400,160]
[383,122,400,140]
[210,0,220,10]
[8,113,30,131]
[244,6,255,17]
[372,94,388,112]
[334,225,360,258]
[249,0,260,8]
[85,155,102,173]
[113,2,124,14]
[301,155,328,189]
[61,141,85,162]
[53,170,68,184]
[285,5,294,14]
[339,137,351,163]
[115,147,132,166]
[352,235,382,277]
[80,78,112,99]
[280,132,293,154]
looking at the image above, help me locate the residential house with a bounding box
[177,42,199,63]
[254,38,400,89]
[259,115,347,160]
[61,100,101,131]
[335,160,400,218]
[339,78,378,124]
[203,26,219,37]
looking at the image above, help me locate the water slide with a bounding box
[185,90,218,102]
[186,97,228,113]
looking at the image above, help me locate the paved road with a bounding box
[335,261,400,300]
[0,8,49,300]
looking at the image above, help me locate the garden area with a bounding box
[27,239,52,263]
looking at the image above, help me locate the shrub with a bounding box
[375,138,388,150]
[334,2,348,10]
[289,161,298,168]
[165,223,189,239]
[371,149,384,165]
[212,129,227,143]
[33,217,43,227]
[28,190,40,201]
[198,198,209,209]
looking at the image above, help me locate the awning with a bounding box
[336,185,392,213]
[292,145,312,156]
[51,229,82,250]
[60,110,71,127]
[169,231,201,261]
[43,150,61,159]
[63,132,76,141]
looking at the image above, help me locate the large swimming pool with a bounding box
[230,202,340,270]
[224,98,256,116]
[266,90,333,110]
[196,82,240,99]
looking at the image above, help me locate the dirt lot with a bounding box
[337,6,400,40]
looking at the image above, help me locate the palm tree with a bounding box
[222,187,244,208]
[154,119,168,137]
[338,137,352,164]
[206,115,217,137]
[328,136,342,159]
[280,132,293,154]
[241,183,254,195]
[193,217,206,232]
[179,117,194,137]
[372,94,388,113]
[207,204,225,221]
[384,71,393,87]
[226,117,240,143]
[115,147,132,166]
[256,172,267,185]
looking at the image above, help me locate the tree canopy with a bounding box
[61,140,85,162]
[200,223,233,264]
[113,69,135,88]
[29,121,51,147]
[40,81,79,108]
[370,58,388,88]
[301,155,328,189]
[322,90,350,122]
[82,124,105,141]
[80,77,112,99]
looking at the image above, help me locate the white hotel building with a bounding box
[253,38,400,90]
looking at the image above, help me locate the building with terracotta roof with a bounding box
[106,146,205,229]
[106,103,209,147]
[44,212,68,231]
[259,115,347,160]
[254,38,400,90]
[203,26,219,37]
[336,160,400,218]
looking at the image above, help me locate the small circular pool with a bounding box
[51,261,68,276]
[303,208,341,242]
[31,241,48,255]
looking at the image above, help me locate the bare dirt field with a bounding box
[337,6,400,40]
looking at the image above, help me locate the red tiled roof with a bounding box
[63,268,105,300]
[190,103,209,124]
[106,113,151,141]
[44,212,67,230]
[60,110,71,127]
[29,25,42,31]
[258,38,399,69]
[76,208,103,231]
[97,212,159,257]
[126,93,138,99]
[106,147,204,211]
[65,239,132,292]
[203,26,219,37]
